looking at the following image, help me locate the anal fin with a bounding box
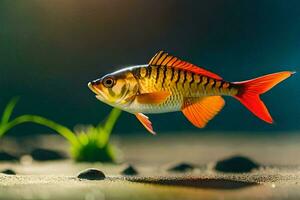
[182,96,225,128]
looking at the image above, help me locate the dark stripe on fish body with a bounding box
[146,67,150,77]
[198,75,203,86]
[204,77,209,87]
[135,67,141,78]
[175,69,181,85]
[147,66,152,78]
[183,70,187,87]
[216,80,222,91]
[170,67,175,81]
[211,79,216,88]
[220,81,225,89]
[141,67,148,78]
[162,66,167,87]
[190,73,195,86]
[214,80,219,92]
[155,66,160,83]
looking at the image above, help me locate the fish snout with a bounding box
[90,78,102,86]
[88,79,102,94]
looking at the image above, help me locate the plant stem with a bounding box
[99,108,122,145]
[0,115,78,144]
[1,97,19,124]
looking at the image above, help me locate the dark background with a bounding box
[0,0,299,135]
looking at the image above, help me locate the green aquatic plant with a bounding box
[0,98,122,162]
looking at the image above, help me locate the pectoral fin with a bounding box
[136,91,170,104]
[182,96,225,128]
[135,113,156,135]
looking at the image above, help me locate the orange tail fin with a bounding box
[234,71,295,123]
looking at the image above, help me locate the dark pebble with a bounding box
[168,162,195,172]
[0,151,19,162]
[30,148,67,161]
[122,165,138,175]
[1,169,16,175]
[214,155,260,173]
[77,168,106,180]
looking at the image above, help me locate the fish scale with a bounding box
[131,65,237,114]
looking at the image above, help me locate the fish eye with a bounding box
[102,77,115,88]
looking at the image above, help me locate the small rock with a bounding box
[1,169,16,175]
[122,165,138,175]
[0,151,19,161]
[168,162,195,172]
[30,148,67,161]
[77,168,106,180]
[214,155,260,173]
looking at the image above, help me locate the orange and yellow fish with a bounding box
[88,51,294,134]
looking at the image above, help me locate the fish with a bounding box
[88,51,295,134]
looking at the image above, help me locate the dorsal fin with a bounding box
[149,51,222,80]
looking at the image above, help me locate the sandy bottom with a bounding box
[1,169,300,200]
[1,132,300,200]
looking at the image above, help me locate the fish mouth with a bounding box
[88,82,99,95]
[88,82,105,100]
